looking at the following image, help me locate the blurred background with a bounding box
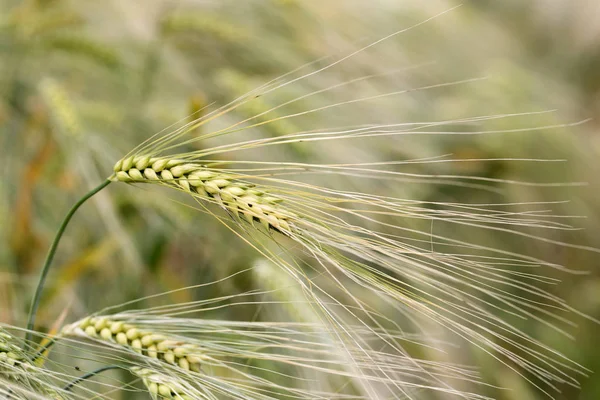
[0,0,599,399]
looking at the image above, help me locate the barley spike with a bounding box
[62,317,206,373]
[111,155,295,233]
[0,331,66,399]
[0,332,32,375]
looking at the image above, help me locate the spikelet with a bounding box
[61,317,206,373]
[40,79,80,138]
[0,331,32,381]
[0,331,66,399]
[131,367,194,400]
[110,155,295,233]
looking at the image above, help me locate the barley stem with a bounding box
[63,365,123,391]
[32,338,56,363]
[26,180,112,344]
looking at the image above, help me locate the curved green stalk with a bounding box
[63,365,124,391]
[26,180,111,344]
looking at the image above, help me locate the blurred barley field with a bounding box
[1,0,599,399]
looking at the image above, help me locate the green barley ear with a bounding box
[0,330,67,399]
[58,310,483,398]
[0,331,32,381]
[110,156,295,233]
[40,79,80,138]
[61,317,206,373]
[131,367,194,400]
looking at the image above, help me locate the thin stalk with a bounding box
[32,337,57,364]
[63,365,124,391]
[26,180,111,344]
